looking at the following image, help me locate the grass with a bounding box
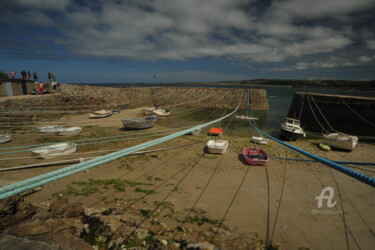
[54,178,154,197]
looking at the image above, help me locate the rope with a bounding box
[247,120,375,187]
[270,156,375,166]
[0,103,241,200]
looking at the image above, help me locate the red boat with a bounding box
[208,127,223,136]
[242,147,269,166]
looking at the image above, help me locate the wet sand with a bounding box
[1,108,374,249]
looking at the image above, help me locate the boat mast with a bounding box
[246,89,250,117]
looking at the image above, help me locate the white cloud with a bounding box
[359,56,373,62]
[366,39,375,49]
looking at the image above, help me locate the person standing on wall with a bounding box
[10,71,15,79]
[48,72,52,83]
[27,71,31,80]
[33,72,38,81]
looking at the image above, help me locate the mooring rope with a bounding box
[0,103,240,200]
[247,120,375,188]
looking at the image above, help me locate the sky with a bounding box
[0,0,375,83]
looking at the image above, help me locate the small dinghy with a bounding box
[0,135,11,144]
[153,109,171,116]
[242,147,269,166]
[89,110,112,119]
[208,127,223,136]
[207,140,228,154]
[31,143,77,159]
[122,116,157,130]
[235,115,258,120]
[38,125,64,133]
[56,127,83,136]
[323,132,358,151]
[319,143,331,151]
[251,136,269,145]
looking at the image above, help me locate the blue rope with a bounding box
[0,106,239,200]
[248,120,375,188]
[271,156,375,166]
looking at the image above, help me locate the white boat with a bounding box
[31,143,77,159]
[38,125,64,133]
[251,136,269,145]
[55,127,83,136]
[279,118,306,141]
[323,133,358,151]
[89,110,112,119]
[153,109,171,116]
[235,115,258,120]
[0,135,11,144]
[186,128,201,136]
[122,117,156,130]
[207,140,228,154]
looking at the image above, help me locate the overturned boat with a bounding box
[122,116,157,130]
[207,140,228,154]
[89,110,112,119]
[323,132,358,151]
[55,127,83,136]
[0,135,11,144]
[31,143,77,159]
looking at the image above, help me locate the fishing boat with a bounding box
[279,118,306,141]
[251,136,269,145]
[55,127,83,136]
[0,135,11,144]
[242,147,269,166]
[38,125,64,133]
[31,143,77,159]
[122,116,157,130]
[208,127,223,136]
[153,109,171,116]
[186,128,201,136]
[89,110,112,119]
[207,140,228,154]
[235,115,259,120]
[323,133,358,151]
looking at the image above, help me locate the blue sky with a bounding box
[0,0,374,83]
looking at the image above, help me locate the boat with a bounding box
[38,125,64,133]
[208,127,223,136]
[0,135,11,144]
[242,147,269,166]
[279,118,306,141]
[31,143,77,159]
[186,128,201,136]
[89,110,112,119]
[122,116,157,130]
[235,115,258,120]
[112,110,121,115]
[55,127,83,136]
[319,143,331,151]
[153,109,171,116]
[207,140,228,154]
[323,133,358,151]
[251,136,269,145]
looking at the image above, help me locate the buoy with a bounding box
[319,143,331,151]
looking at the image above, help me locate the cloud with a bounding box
[0,0,374,73]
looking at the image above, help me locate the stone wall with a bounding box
[56,84,269,110]
[287,92,375,136]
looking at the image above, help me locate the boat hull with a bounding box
[56,127,83,136]
[207,140,228,154]
[323,133,358,151]
[122,117,155,130]
[0,135,11,144]
[31,143,77,159]
[89,110,112,119]
[279,127,304,141]
[242,147,269,166]
[251,136,269,145]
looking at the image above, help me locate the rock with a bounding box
[49,197,83,218]
[0,196,35,229]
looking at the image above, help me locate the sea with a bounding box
[85,83,374,137]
